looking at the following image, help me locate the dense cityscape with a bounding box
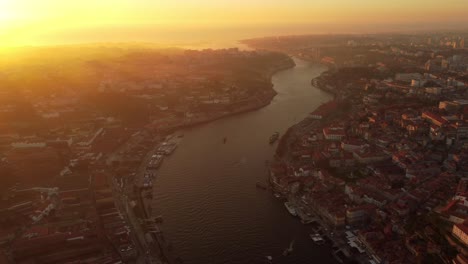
[0,48,294,263]
[248,33,468,263]
[0,31,467,263]
[2,0,468,263]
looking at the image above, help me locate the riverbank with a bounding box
[269,69,353,262]
[153,59,296,133]
[275,67,338,158]
[312,75,337,98]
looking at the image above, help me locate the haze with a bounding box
[1,0,468,47]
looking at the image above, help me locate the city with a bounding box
[0,1,467,264]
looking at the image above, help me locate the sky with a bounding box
[0,0,467,47]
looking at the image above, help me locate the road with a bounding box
[131,133,183,264]
[107,130,166,264]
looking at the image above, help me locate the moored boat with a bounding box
[309,233,325,245]
[282,239,295,256]
[284,202,297,216]
[269,132,279,144]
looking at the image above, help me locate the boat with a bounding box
[154,215,163,223]
[256,182,267,190]
[269,132,279,144]
[274,193,281,198]
[332,249,346,264]
[266,256,273,262]
[147,154,164,169]
[223,137,227,144]
[157,142,178,155]
[309,233,325,245]
[142,181,152,189]
[284,202,297,216]
[282,239,295,256]
[301,218,317,225]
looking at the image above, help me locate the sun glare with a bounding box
[0,0,18,28]
[0,0,466,47]
[0,0,12,19]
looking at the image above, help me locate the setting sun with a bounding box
[0,0,15,23]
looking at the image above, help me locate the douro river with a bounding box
[151,58,337,264]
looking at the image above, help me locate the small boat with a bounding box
[256,182,267,190]
[282,239,295,256]
[333,249,346,264]
[309,233,325,245]
[223,137,227,144]
[266,256,273,262]
[269,132,279,144]
[284,202,297,216]
[301,218,317,225]
[154,215,163,223]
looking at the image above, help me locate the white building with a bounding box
[11,142,46,149]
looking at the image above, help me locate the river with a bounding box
[150,58,337,264]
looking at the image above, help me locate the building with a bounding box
[439,100,468,113]
[11,142,47,149]
[353,148,389,164]
[323,126,346,141]
[457,179,468,196]
[453,254,468,264]
[346,204,376,225]
[422,111,447,127]
[395,73,422,82]
[452,220,468,247]
[341,139,367,152]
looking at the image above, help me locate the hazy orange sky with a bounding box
[1,0,467,47]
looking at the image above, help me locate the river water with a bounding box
[151,59,336,264]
